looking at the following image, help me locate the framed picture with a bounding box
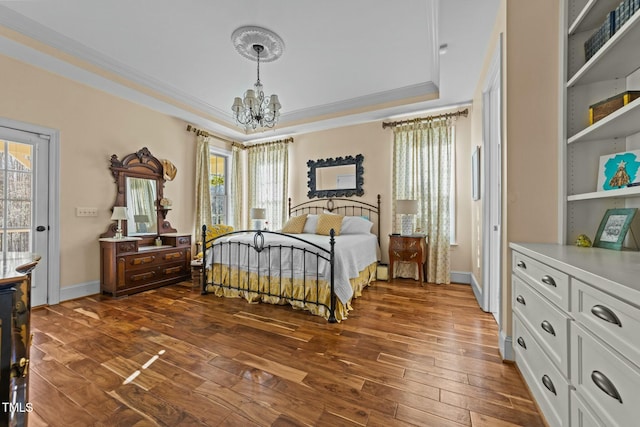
[597,150,640,191]
[472,146,481,201]
[593,208,637,250]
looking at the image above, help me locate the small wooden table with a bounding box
[388,234,428,283]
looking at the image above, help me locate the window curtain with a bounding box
[247,142,288,230]
[231,144,244,229]
[392,119,453,284]
[195,135,212,233]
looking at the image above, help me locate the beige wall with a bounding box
[0,53,198,291]
[470,0,559,343]
[288,108,473,273]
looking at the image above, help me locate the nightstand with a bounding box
[388,234,427,283]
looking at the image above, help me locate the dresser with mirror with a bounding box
[99,147,191,297]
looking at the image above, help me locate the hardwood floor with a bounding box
[27,279,545,426]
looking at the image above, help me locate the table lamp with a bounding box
[250,208,266,230]
[396,199,418,236]
[111,206,129,239]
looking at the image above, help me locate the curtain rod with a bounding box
[381,108,469,129]
[186,124,293,149]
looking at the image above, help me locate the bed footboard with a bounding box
[200,225,338,323]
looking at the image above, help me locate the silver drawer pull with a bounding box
[516,260,527,269]
[541,275,556,287]
[540,320,556,336]
[516,295,526,305]
[591,305,622,327]
[591,371,623,404]
[517,337,526,349]
[542,375,556,395]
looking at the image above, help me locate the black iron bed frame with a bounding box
[200,195,381,323]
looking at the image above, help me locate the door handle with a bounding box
[36,225,47,232]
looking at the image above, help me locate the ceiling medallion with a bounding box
[231,26,284,131]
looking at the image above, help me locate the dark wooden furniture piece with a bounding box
[388,234,427,283]
[0,255,39,427]
[100,148,191,297]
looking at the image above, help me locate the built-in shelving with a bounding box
[567,10,640,87]
[567,186,640,202]
[567,96,640,144]
[568,0,621,35]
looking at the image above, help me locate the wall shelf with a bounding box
[567,11,640,87]
[568,0,621,35]
[568,97,640,144]
[567,186,640,202]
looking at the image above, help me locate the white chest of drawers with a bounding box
[510,243,640,427]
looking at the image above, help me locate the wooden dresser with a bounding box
[388,234,427,283]
[100,233,191,297]
[510,243,640,427]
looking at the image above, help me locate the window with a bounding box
[209,149,230,225]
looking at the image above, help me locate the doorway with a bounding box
[0,119,59,306]
[482,35,503,326]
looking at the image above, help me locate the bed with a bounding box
[200,195,381,322]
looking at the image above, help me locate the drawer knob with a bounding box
[541,275,556,287]
[516,260,527,269]
[517,337,526,349]
[540,320,556,336]
[591,305,622,327]
[516,295,526,305]
[541,375,556,395]
[591,371,623,404]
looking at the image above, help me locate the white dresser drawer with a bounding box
[513,251,570,311]
[514,314,571,427]
[570,390,605,427]
[571,278,640,369]
[571,322,640,427]
[513,274,571,376]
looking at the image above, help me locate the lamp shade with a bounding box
[250,208,266,220]
[396,200,418,215]
[111,206,129,220]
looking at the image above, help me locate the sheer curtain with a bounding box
[247,142,288,230]
[194,135,212,232]
[393,119,454,284]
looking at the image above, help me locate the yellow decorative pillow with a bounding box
[196,224,234,258]
[282,214,308,234]
[316,213,344,236]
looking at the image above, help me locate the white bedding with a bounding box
[206,232,379,304]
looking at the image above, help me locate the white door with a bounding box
[0,126,49,306]
[482,34,503,326]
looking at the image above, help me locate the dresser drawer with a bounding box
[513,274,571,376]
[514,314,570,427]
[513,251,570,311]
[571,278,640,369]
[123,262,188,288]
[571,322,640,427]
[121,248,187,271]
[570,390,605,427]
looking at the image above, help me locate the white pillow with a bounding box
[340,216,374,234]
[302,214,319,233]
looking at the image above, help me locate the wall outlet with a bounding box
[76,207,98,217]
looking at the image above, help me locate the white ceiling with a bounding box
[0,0,500,143]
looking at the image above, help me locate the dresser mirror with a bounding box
[307,154,364,198]
[101,147,176,239]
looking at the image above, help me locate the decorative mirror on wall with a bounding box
[101,147,176,238]
[307,154,364,198]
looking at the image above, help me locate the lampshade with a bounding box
[250,208,266,220]
[396,200,418,215]
[111,206,129,220]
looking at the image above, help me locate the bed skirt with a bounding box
[205,262,377,321]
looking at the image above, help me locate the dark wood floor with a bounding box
[27,279,545,426]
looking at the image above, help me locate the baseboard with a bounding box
[59,280,100,302]
[450,271,471,285]
[469,273,488,312]
[499,330,514,361]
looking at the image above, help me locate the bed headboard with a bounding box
[288,194,381,243]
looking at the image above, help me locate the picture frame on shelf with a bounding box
[593,208,637,250]
[597,150,640,191]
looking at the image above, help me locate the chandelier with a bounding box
[231,26,284,131]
